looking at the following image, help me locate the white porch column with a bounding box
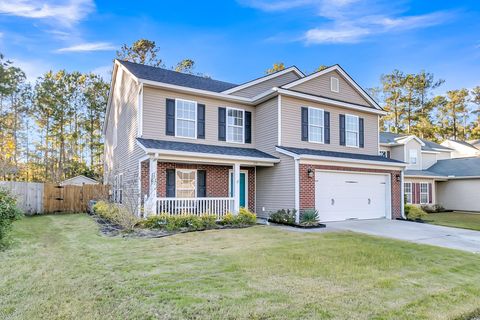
[233,163,241,214]
[147,157,158,216]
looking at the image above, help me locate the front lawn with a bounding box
[426,211,480,231]
[1,214,480,319]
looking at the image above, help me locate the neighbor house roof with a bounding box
[277,146,404,164]
[428,157,480,178]
[446,139,480,151]
[118,60,237,92]
[137,138,278,160]
[379,132,452,152]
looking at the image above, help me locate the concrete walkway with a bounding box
[323,219,480,253]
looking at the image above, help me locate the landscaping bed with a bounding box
[268,208,326,228]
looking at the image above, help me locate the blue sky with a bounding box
[0,0,479,93]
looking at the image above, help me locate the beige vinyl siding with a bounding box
[422,152,437,169]
[290,70,371,106]
[256,154,295,218]
[280,96,379,155]
[254,96,295,217]
[230,71,301,98]
[437,179,480,211]
[104,68,144,215]
[142,86,256,148]
[405,177,437,204]
[405,139,422,170]
[436,150,451,160]
[390,145,405,162]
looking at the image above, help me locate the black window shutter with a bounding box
[197,104,205,139]
[166,99,175,136]
[324,111,330,144]
[166,169,175,197]
[359,118,365,148]
[301,107,308,141]
[218,107,226,141]
[339,114,346,146]
[197,170,206,197]
[245,111,252,143]
[387,151,391,159]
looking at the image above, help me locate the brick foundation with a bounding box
[299,164,403,219]
[152,162,255,212]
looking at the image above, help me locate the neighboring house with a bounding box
[60,175,99,186]
[103,60,406,223]
[467,139,480,150]
[380,132,480,212]
[441,139,480,158]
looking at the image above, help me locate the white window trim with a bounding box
[228,169,249,208]
[113,173,123,204]
[345,114,359,148]
[307,106,325,144]
[175,98,197,139]
[420,182,429,204]
[404,182,412,204]
[175,169,197,198]
[330,76,339,93]
[226,107,245,144]
[409,149,418,165]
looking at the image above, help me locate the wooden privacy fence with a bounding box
[0,181,110,214]
[43,184,110,213]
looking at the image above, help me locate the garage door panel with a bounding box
[315,171,388,222]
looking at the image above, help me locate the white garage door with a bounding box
[315,171,389,222]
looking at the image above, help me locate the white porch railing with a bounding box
[155,197,234,220]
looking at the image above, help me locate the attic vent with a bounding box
[330,77,339,93]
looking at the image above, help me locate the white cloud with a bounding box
[240,0,454,44]
[11,58,52,82]
[56,42,116,53]
[0,0,94,26]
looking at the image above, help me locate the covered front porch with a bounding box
[137,138,279,219]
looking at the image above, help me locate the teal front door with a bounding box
[230,172,246,208]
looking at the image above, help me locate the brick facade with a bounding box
[299,164,403,219]
[140,160,149,204]
[140,162,255,212]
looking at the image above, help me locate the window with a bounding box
[308,107,324,143]
[227,108,244,143]
[176,169,196,198]
[345,114,359,147]
[409,149,418,165]
[175,99,197,138]
[420,183,429,204]
[113,174,123,204]
[404,182,412,204]
[379,150,388,158]
[330,77,339,92]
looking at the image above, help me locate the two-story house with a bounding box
[380,132,480,212]
[103,60,406,223]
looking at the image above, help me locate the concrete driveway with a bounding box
[325,219,480,253]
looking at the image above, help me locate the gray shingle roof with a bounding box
[404,170,447,178]
[277,146,404,164]
[137,138,278,160]
[428,157,480,177]
[379,132,451,151]
[118,60,237,92]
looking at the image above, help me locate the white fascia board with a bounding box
[275,88,387,115]
[103,62,119,134]
[421,150,440,154]
[136,141,279,165]
[446,176,480,180]
[221,67,305,94]
[282,65,382,110]
[275,147,407,168]
[140,79,254,104]
[395,135,425,146]
[404,174,448,180]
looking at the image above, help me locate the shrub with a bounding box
[421,204,445,213]
[93,201,139,231]
[0,189,23,247]
[269,209,296,225]
[236,207,257,225]
[200,214,217,229]
[141,213,218,231]
[220,212,236,225]
[405,204,428,221]
[300,209,319,226]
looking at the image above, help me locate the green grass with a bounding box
[1,214,480,320]
[425,212,480,231]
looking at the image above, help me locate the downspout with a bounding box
[400,170,406,219]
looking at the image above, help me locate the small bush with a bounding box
[300,209,319,226]
[421,204,445,213]
[93,201,139,231]
[236,207,257,225]
[269,209,296,224]
[200,214,217,229]
[141,213,218,231]
[0,188,23,248]
[220,212,236,225]
[405,204,428,221]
